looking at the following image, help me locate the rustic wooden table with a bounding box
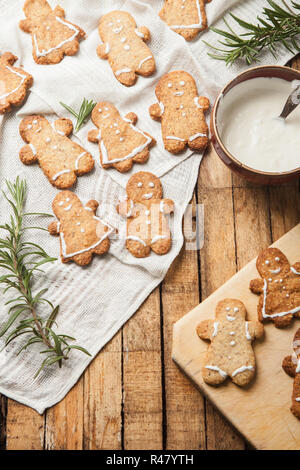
[1,57,299,451]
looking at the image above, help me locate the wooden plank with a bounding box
[123,289,163,450]
[6,400,44,450]
[197,146,246,450]
[83,333,122,450]
[0,396,6,450]
[44,376,84,450]
[161,194,206,450]
[172,225,300,450]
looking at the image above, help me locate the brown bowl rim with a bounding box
[211,64,300,177]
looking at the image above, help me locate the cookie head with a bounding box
[256,247,290,281]
[92,102,119,126]
[215,299,246,322]
[19,115,48,142]
[99,10,135,39]
[156,71,196,101]
[52,191,80,219]
[23,0,52,19]
[126,172,162,202]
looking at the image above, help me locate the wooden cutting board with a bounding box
[172,223,300,450]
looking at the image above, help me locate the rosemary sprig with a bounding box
[60,98,96,133]
[204,0,300,66]
[0,178,91,378]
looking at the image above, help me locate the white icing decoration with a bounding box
[33,16,80,57]
[168,83,172,88]
[135,29,144,39]
[270,267,281,274]
[296,398,300,402]
[194,97,203,109]
[75,152,86,170]
[174,91,184,96]
[60,217,113,259]
[166,136,185,141]
[189,133,207,142]
[27,125,32,129]
[85,207,92,212]
[66,198,70,202]
[180,81,185,86]
[58,201,64,206]
[81,228,85,233]
[100,124,152,164]
[245,322,252,340]
[0,66,27,101]
[226,307,230,312]
[115,68,132,76]
[232,365,254,377]
[265,260,270,265]
[234,307,239,313]
[52,169,71,181]
[226,315,235,322]
[160,201,165,213]
[29,143,36,155]
[102,113,110,119]
[124,45,130,51]
[121,37,126,43]
[262,278,300,318]
[145,210,150,216]
[149,182,154,188]
[205,365,227,378]
[126,200,134,218]
[159,102,164,115]
[291,267,300,275]
[138,55,152,70]
[137,182,143,187]
[126,235,146,246]
[212,322,219,337]
[275,257,280,261]
[296,358,300,374]
[113,26,123,34]
[170,0,203,29]
[46,137,51,143]
[229,332,235,336]
[64,204,72,211]
[143,193,153,200]
[152,235,167,244]
[105,43,110,54]
[230,341,236,346]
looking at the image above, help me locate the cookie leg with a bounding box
[115,70,137,87]
[151,237,171,256]
[75,152,95,176]
[133,148,150,164]
[71,252,93,266]
[114,159,134,173]
[291,374,300,419]
[51,170,77,189]
[137,57,156,77]
[94,238,110,256]
[202,366,227,386]
[126,239,150,258]
[163,138,186,155]
[273,314,293,328]
[231,368,255,387]
[188,135,209,152]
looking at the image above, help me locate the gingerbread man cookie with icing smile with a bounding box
[19,0,85,65]
[149,71,209,154]
[88,102,155,173]
[48,191,113,266]
[282,328,300,420]
[19,115,94,189]
[159,0,212,41]
[197,299,264,387]
[117,172,174,258]
[97,10,156,87]
[0,52,33,114]
[250,248,300,328]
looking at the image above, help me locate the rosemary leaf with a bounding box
[60,98,96,133]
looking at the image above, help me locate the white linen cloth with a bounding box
[0,0,296,413]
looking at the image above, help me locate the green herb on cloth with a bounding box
[60,98,96,133]
[0,178,91,378]
[204,0,300,66]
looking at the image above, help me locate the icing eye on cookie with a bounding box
[168,83,172,88]
[149,182,154,188]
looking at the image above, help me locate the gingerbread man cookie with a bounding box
[159,0,212,41]
[88,102,155,173]
[197,299,264,386]
[282,328,300,420]
[250,248,300,328]
[97,11,156,87]
[19,0,85,65]
[0,52,33,114]
[48,191,113,266]
[19,115,94,189]
[149,71,209,154]
[117,172,174,258]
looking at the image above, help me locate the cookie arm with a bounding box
[249,278,265,294]
[161,199,174,215]
[248,321,264,340]
[53,5,65,18]
[19,19,33,33]
[116,199,134,218]
[196,319,214,341]
[124,112,138,125]
[19,144,38,165]
[282,355,297,378]
[0,52,17,66]
[149,103,163,121]
[85,200,99,214]
[48,221,60,236]
[196,96,210,112]
[54,118,73,136]
[88,129,101,143]
[97,43,110,60]
[136,26,151,42]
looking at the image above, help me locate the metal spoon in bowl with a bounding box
[278,84,300,120]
